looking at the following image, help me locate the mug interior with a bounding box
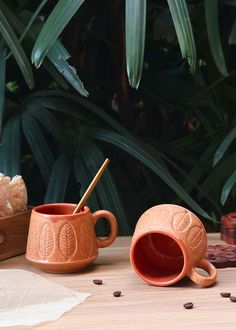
[33,203,88,216]
[131,232,186,285]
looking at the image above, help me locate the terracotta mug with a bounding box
[26,203,118,273]
[130,204,217,287]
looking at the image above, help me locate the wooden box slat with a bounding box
[0,208,32,260]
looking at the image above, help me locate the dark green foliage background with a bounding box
[1,0,236,234]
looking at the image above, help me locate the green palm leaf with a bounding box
[167,0,197,71]
[26,103,69,154]
[76,136,131,234]
[31,0,85,68]
[199,152,236,200]
[28,90,218,212]
[74,145,104,233]
[213,126,236,166]
[125,0,146,88]
[0,114,21,176]
[0,2,69,90]
[47,48,89,96]
[45,153,71,203]
[87,127,211,220]
[205,0,228,76]
[221,168,236,205]
[0,39,6,137]
[74,148,100,211]
[21,111,54,184]
[0,7,34,88]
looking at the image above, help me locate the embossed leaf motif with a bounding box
[58,223,76,260]
[79,223,92,258]
[187,225,204,248]
[38,223,54,259]
[172,211,191,233]
[28,221,37,256]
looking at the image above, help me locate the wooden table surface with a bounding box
[1,233,236,330]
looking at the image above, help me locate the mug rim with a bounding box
[130,230,189,286]
[33,203,90,217]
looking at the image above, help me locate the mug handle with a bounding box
[92,210,118,248]
[188,258,217,287]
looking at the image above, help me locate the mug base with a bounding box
[25,255,97,273]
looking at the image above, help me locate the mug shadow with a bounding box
[54,260,117,276]
[170,277,193,288]
[170,276,218,288]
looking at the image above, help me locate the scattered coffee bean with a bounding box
[113,291,122,297]
[230,296,236,302]
[183,302,194,309]
[220,292,231,298]
[93,279,103,285]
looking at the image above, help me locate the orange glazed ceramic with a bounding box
[26,203,118,273]
[130,204,217,287]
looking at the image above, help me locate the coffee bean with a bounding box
[183,302,194,309]
[220,292,231,298]
[93,279,103,285]
[113,291,122,297]
[230,296,236,302]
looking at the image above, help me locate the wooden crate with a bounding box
[0,208,32,260]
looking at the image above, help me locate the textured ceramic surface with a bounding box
[130,204,217,287]
[26,203,118,273]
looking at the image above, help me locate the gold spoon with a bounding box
[73,158,110,214]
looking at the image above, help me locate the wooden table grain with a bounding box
[1,233,236,330]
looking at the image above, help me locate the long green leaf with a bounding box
[87,127,211,220]
[0,114,21,176]
[199,152,236,199]
[205,0,228,76]
[27,90,129,136]
[223,0,236,5]
[125,0,146,88]
[213,126,236,166]
[0,39,6,137]
[229,20,236,44]
[74,148,100,210]
[27,96,91,122]
[28,90,219,213]
[167,0,197,71]
[45,153,71,203]
[21,111,54,184]
[31,0,85,68]
[47,48,89,96]
[19,1,48,43]
[0,8,34,88]
[0,2,69,89]
[32,22,88,95]
[221,168,236,205]
[76,136,131,234]
[26,103,69,154]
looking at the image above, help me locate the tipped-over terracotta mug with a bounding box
[130,204,217,287]
[26,203,118,273]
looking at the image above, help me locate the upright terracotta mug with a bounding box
[26,203,118,273]
[130,204,217,287]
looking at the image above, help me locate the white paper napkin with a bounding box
[0,269,90,327]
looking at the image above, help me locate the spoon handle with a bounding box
[73,158,110,214]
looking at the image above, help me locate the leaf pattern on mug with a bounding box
[171,210,191,233]
[38,223,55,259]
[27,220,38,257]
[186,225,204,249]
[79,223,92,258]
[58,223,76,260]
